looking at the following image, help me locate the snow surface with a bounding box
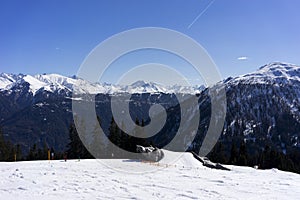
[0,150,299,200]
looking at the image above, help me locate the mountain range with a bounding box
[0,62,300,160]
[0,73,204,95]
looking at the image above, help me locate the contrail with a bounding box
[188,0,216,29]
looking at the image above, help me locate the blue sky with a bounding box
[0,0,300,85]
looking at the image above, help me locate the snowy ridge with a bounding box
[0,73,21,89]
[1,62,299,95]
[0,73,204,95]
[231,62,300,84]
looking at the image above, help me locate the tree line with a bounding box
[0,127,64,161]
[66,116,151,159]
[1,119,300,175]
[0,116,151,161]
[207,140,300,174]
[0,128,22,161]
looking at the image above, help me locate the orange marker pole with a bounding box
[48,149,50,162]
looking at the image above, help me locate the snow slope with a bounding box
[0,150,299,200]
[0,73,19,89]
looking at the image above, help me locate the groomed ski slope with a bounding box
[0,150,300,200]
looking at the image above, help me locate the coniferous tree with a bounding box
[0,128,24,161]
[119,120,133,153]
[6,141,15,161]
[229,142,238,164]
[108,117,121,154]
[218,142,227,163]
[15,144,23,161]
[0,127,9,161]
[130,118,149,151]
[237,141,248,166]
[90,115,106,158]
[132,118,142,152]
[208,142,227,164]
[140,119,149,147]
[261,145,271,169]
[27,143,48,161]
[27,144,38,160]
[67,123,93,159]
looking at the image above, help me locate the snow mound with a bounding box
[158,149,203,167]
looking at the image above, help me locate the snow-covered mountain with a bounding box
[0,73,23,89]
[217,62,300,150]
[0,73,204,95]
[223,62,300,122]
[1,62,300,173]
[1,62,299,95]
[180,62,300,169]
[230,62,300,84]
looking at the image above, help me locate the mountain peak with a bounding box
[259,62,299,71]
[130,80,149,87]
[230,62,300,85]
[257,62,300,80]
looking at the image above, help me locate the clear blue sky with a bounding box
[1,0,300,84]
